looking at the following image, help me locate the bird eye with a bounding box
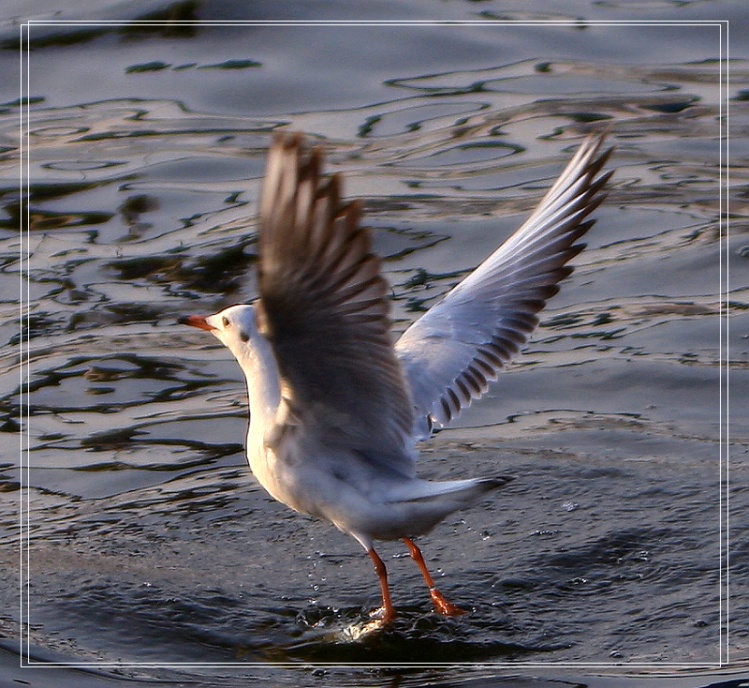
[222,316,230,327]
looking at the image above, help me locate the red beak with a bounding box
[178,314,217,331]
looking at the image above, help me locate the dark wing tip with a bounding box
[480,476,515,491]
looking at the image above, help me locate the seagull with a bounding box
[180,132,613,625]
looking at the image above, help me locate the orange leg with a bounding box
[403,537,467,616]
[368,548,397,624]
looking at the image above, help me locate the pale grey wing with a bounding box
[257,133,416,477]
[395,135,614,438]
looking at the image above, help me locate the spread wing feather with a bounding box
[395,135,614,438]
[257,134,416,476]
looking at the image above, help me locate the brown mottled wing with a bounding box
[257,133,415,475]
[395,135,614,438]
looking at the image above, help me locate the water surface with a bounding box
[2,1,748,686]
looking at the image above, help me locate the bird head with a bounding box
[179,303,259,358]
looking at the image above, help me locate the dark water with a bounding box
[3,1,748,686]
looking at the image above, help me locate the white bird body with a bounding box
[199,303,506,548]
[181,132,613,623]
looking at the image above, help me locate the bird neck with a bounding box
[238,333,282,433]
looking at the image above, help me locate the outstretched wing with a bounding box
[256,133,416,476]
[395,135,613,438]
